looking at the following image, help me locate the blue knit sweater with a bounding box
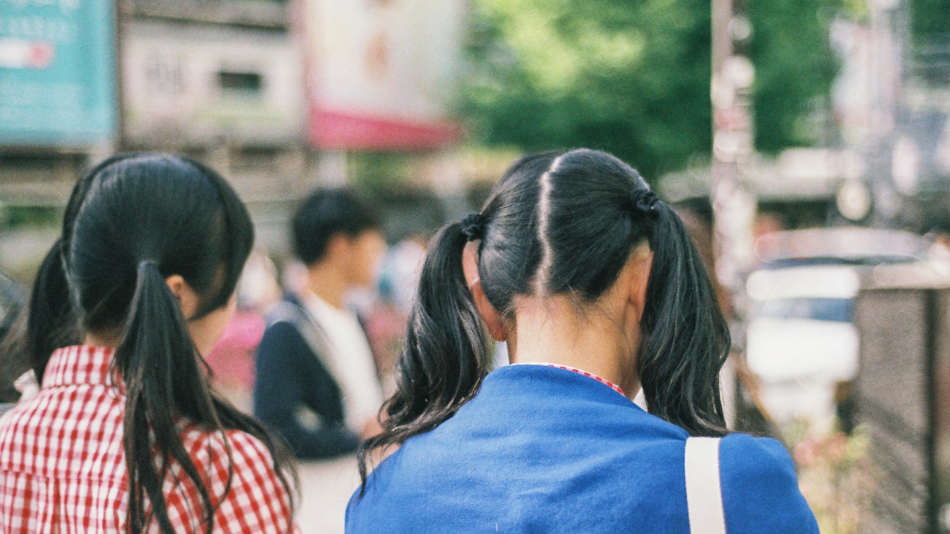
[346,365,818,533]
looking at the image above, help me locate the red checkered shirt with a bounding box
[0,345,298,533]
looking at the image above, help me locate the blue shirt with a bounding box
[346,365,818,533]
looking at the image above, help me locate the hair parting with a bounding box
[532,155,563,295]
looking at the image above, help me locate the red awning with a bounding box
[310,108,463,151]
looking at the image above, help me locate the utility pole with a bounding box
[712,0,757,430]
[113,0,127,154]
[711,0,755,295]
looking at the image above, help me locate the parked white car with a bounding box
[745,228,930,428]
[746,266,860,426]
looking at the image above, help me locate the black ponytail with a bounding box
[121,261,219,532]
[31,153,296,533]
[638,202,730,437]
[358,222,492,488]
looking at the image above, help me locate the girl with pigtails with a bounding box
[0,153,297,533]
[347,149,817,533]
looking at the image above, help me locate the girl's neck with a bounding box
[84,331,120,348]
[508,296,641,396]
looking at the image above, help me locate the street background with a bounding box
[3,0,950,532]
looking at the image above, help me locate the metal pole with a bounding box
[711,0,753,294]
[712,0,759,431]
[113,0,126,153]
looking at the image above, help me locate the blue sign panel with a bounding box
[0,0,116,147]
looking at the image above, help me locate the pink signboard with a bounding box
[297,0,464,150]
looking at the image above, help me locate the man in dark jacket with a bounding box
[254,188,386,459]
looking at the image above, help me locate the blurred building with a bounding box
[0,0,467,269]
[121,0,309,204]
[831,0,950,233]
[0,0,116,206]
[668,1,950,241]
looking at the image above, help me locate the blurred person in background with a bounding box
[254,188,386,460]
[925,220,950,265]
[0,274,27,415]
[364,189,447,397]
[0,153,296,533]
[377,235,427,318]
[205,248,283,413]
[347,149,817,533]
[366,233,429,395]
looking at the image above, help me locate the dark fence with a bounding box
[854,267,950,533]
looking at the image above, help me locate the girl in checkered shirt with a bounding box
[0,153,297,533]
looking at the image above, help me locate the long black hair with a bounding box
[26,153,295,533]
[359,148,731,483]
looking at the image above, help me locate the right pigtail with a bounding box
[118,261,220,534]
[26,239,79,382]
[358,222,491,488]
[637,202,731,437]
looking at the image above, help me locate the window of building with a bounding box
[217,70,264,98]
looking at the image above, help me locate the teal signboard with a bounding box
[0,0,116,147]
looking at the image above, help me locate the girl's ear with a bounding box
[628,245,654,324]
[165,274,199,320]
[462,241,506,341]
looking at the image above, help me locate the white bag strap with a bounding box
[685,437,726,534]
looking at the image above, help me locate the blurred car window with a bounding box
[755,298,854,323]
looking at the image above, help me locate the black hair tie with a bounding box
[460,213,486,241]
[630,189,660,219]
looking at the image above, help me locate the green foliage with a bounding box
[459,0,841,178]
[907,0,950,87]
[786,423,871,534]
[3,206,57,229]
[349,152,413,194]
[748,0,840,153]
[459,0,710,179]
[910,0,950,47]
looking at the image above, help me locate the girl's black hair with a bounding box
[25,153,295,533]
[26,153,116,380]
[359,148,730,485]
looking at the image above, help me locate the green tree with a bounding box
[459,0,840,179]
[910,0,950,47]
[748,0,840,153]
[908,0,950,87]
